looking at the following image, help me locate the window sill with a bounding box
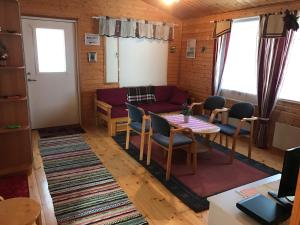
[220,89,257,105]
[220,90,300,108]
[277,98,300,105]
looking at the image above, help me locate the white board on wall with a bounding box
[118,38,168,87]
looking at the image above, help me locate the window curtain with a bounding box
[98,16,174,41]
[255,14,295,148]
[212,20,232,95]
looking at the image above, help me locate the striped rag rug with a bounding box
[39,134,147,225]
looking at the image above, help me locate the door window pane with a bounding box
[35,28,66,73]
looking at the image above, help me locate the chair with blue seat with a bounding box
[147,112,196,181]
[190,96,226,123]
[214,102,257,163]
[125,103,150,161]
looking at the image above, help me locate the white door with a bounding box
[22,18,79,129]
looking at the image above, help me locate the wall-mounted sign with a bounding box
[85,33,100,46]
[186,39,196,59]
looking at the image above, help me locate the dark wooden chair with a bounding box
[125,103,150,161]
[214,102,257,163]
[147,112,196,181]
[190,96,226,123]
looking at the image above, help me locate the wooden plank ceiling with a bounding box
[143,0,298,19]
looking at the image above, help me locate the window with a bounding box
[221,17,260,97]
[35,28,67,73]
[279,27,300,102]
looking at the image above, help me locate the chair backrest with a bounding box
[203,96,226,111]
[149,112,170,137]
[229,102,254,120]
[126,103,144,123]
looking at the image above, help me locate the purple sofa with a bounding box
[95,85,189,136]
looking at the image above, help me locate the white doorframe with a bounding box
[21,16,82,127]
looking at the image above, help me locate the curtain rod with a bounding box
[92,16,180,27]
[210,9,298,23]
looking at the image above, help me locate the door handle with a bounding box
[27,79,37,82]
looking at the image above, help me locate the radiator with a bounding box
[272,122,300,150]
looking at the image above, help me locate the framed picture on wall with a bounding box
[186,39,196,58]
[88,52,97,62]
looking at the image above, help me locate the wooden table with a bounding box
[0,197,41,225]
[164,114,220,153]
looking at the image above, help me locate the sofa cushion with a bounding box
[154,85,175,102]
[138,102,182,114]
[170,88,189,105]
[96,88,127,106]
[127,86,156,104]
[111,105,128,118]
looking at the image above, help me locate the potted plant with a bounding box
[182,103,192,123]
[0,41,8,66]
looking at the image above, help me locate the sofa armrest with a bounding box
[97,100,112,110]
[95,99,112,118]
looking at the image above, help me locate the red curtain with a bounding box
[212,32,231,95]
[255,16,294,148]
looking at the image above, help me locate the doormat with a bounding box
[38,124,85,138]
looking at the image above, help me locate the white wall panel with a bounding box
[119,38,168,87]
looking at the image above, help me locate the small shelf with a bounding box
[0,66,25,70]
[0,96,27,102]
[0,126,30,134]
[0,32,22,36]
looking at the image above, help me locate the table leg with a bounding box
[192,142,197,173]
[205,134,213,153]
[186,147,191,166]
[219,133,223,145]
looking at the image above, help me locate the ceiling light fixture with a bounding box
[163,0,180,6]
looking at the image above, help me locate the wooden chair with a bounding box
[147,112,196,181]
[190,96,226,123]
[125,103,150,161]
[214,102,257,163]
[0,197,41,225]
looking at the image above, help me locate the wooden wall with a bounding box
[19,0,182,126]
[179,1,300,147]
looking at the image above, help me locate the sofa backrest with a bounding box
[96,85,187,106]
[154,85,176,102]
[96,88,127,106]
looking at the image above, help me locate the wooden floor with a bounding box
[28,126,284,225]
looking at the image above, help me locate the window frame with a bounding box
[220,16,260,104]
[34,27,67,74]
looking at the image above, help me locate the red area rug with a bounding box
[113,133,279,212]
[0,174,29,199]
